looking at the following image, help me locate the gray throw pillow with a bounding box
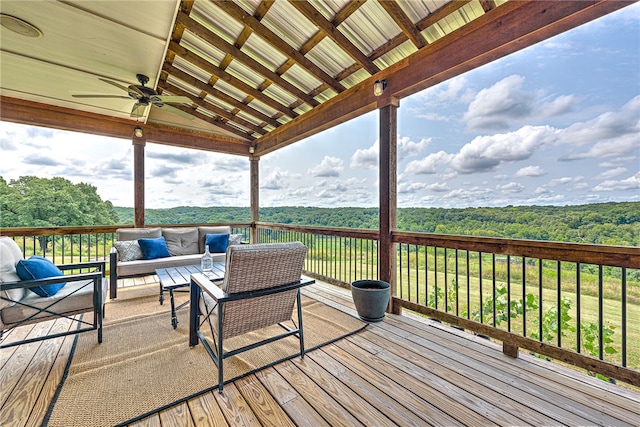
[163,228,199,255]
[113,240,143,262]
[228,234,244,246]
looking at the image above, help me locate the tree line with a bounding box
[1,176,637,246]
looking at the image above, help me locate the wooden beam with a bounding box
[133,137,145,228]
[176,12,319,108]
[0,96,251,156]
[379,101,399,315]
[162,63,280,128]
[213,0,345,93]
[287,0,379,76]
[158,81,266,135]
[250,157,259,244]
[169,41,298,119]
[256,0,633,154]
[378,0,427,49]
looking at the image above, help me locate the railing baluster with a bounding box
[538,259,543,342]
[576,262,581,354]
[599,265,604,360]
[622,267,627,367]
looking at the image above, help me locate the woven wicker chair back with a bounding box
[221,242,308,338]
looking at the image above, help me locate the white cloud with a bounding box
[516,165,546,177]
[308,156,344,177]
[398,137,431,159]
[262,168,298,190]
[539,95,576,118]
[496,182,525,193]
[593,172,640,191]
[350,140,378,169]
[463,75,533,130]
[405,151,454,175]
[451,125,556,174]
[549,176,584,186]
[597,167,627,180]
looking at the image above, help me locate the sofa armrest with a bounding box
[0,270,104,292]
[58,260,106,276]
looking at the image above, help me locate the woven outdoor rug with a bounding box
[45,284,366,427]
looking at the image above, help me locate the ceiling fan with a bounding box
[72,74,194,120]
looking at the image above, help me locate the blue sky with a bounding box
[1,4,639,209]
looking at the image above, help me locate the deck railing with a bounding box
[255,222,639,386]
[1,222,638,386]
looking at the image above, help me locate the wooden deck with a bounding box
[2,278,639,427]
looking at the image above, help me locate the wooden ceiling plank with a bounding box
[257,0,630,155]
[0,96,251,155]
[177,12,319,107]
[214,0,345,93]
[287,0,380,76]
[163,62,280,128]
[378,0,427,49]
[169,41,298,118]
[159,81,267,135]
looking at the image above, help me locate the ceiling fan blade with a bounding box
[98,78,131,93]
[153,95,192,104]
[72,94,131,99]
[154,103,195,120]
[130,103,148,118]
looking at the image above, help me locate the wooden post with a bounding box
[250,156,259,244]
[132,133,146,228]
[378,96,400,315]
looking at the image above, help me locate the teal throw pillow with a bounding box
[138,236,171,260]
[16,256,66,297]
[205,233,229,253]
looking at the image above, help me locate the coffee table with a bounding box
[156,262,225,328]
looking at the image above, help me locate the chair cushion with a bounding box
[16,256,66,297]
[205,233,229,253]
[0,237,26,310]
[138,237,171,260]
[162,228,199,256]
[113,240,143,262]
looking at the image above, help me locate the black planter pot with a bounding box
[351,280,391,322]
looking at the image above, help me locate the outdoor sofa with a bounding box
[109,226,242,299]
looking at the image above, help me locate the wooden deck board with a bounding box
[1,279,639,427]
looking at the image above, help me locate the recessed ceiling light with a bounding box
[0,14,43,38]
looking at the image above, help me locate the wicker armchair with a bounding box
[189,242,314,392]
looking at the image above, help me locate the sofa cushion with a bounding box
[0,237,26,310]
[1,278,108,326]
[163,228,199,256]
[138,237,171,260]
[116,227,162,241]
[113,240,144,262]
[16,256,66,297]
[205,233,229,253]
[198,226,231,253]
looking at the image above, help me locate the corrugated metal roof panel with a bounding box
[307,37,356,78]
[172,56,212,84]
[242,34,289,72]
[213,79,248,102]
[314,87,339,103]
[261,1,315,50]
[247,98,279,118]
[262,83,298,107]
[339,68,369,89]
[192,1,245,41]
[225,59,264,89]
[281,63,323,94]
[202,93,234,113]
[341,0,401,54]
[236,109,264,126]
[374,39,418,70]
[180,31,226,66]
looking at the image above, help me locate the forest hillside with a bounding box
[113,202,639,246]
